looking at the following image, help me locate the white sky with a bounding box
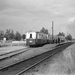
[0,0,75,38]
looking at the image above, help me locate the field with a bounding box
[0,41,26,47]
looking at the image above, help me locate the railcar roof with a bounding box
[26,31,38,33]
[26,31,47,34]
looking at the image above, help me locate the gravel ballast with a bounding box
[25,43,75,75]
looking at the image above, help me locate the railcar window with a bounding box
[30,34,32,38]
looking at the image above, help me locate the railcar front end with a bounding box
[26,31,37,46]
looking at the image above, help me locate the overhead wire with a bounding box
[10,0,50,20]
[10,0,51,32]
[10,0,38,16]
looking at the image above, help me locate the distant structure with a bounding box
[3,38,6,43]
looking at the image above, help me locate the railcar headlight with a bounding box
[29,41,32,42]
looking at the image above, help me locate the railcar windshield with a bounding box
[26,32,36,39]
[30,34,32,38]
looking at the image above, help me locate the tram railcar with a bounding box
[26,31,65,47]
[26,31,47,47]
[47,34,65,43]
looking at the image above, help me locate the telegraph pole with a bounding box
[52,21,54,43]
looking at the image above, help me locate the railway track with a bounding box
[0,47,27,56]
[0,47,31,61]
[0,42,73,75]
[0,47,33,70]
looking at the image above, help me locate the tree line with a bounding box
[40,27,73,41]
[0,29,26,41]
[0,28,73,41]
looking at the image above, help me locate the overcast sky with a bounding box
[0,0,75,38]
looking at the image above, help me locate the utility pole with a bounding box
[52,21,54,43]
[67,31,68,42]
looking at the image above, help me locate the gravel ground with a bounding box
[0,46,26,55]
[0,44,57,70]
[25,43,75,75]
[0,44,56,55]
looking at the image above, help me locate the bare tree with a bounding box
[65,34,72,41]
[5,29,15,40]
[15,31,21,41]
[0,30,4,40]
[57,32,65,37]
[40,27,48,34]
